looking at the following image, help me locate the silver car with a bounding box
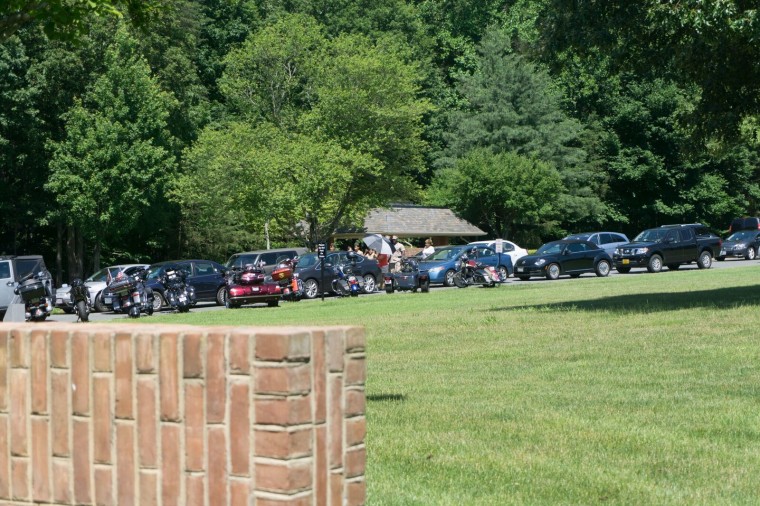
[55,264,149,313]
[564,232,630,256]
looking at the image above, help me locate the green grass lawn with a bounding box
[149,266,760,505]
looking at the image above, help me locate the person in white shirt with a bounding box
[421,238,435,259]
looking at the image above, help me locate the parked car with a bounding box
[420,245,513,286]
[102,259,227,311]
[0,255,54,318]
[225,247,308,275]
[467,239,528,266]
[717,229,760,260]
[295,252,382,299]
[55,264,149,313]
[514,240,613,280]
[563,232,629,256]
[613,224,721,273]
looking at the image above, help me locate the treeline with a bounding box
[1,0,759,284]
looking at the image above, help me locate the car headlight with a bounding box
[633,247,649,255]
[535,258,546,266]
[614,248,620,255]
[428,266,443,274]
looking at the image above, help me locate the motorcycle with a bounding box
[271,257,304,302]
[14,271,54,322]
[384,258,430,294]
[453,252,501,288]
[108,269,154,318]
[225,263,281,308]
[331,262,363,297]
[69,277,91,322]
[161,265,196,312]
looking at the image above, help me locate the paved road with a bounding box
[44,257,756,323]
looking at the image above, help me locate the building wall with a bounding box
[0,323,366,506]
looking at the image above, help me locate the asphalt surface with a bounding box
[42,257,756,323]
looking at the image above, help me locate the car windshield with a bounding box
[145,265,165,280]
[727,231,755,241]
[634,229,668,242]
[425,246,466,261]
[565,234,591,241]
[15,258,46,280]
[297,254,319,268]
[535,242,563,255]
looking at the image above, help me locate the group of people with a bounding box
[328,236,436,273]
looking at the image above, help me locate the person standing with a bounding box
[389,236,406,272]
[421,238,435,259]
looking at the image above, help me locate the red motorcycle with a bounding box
[225,263,281,308]
[271,257,303,302]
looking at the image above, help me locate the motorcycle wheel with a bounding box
[453,272,467,288]
[76,301,89,322]
[128,306,140,318]
[420,279,430,293]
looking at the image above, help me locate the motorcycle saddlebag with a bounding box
[271,266,293,281]
[17,280,46,302]
[108,278,135,295]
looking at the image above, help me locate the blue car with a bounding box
[419,245,513,286]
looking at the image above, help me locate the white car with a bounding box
[55,264,149,313]
[467,239,529,266]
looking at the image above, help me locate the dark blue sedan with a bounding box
[419,245,513,286]
[514,240,613,280]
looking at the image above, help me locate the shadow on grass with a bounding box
[367,394,406,402]
[495,284,760,314]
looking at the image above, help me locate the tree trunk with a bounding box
[93,238,101,273]
[55,222,63,287]
[66,225,83,282]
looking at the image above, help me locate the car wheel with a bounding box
[215,286,227,305]
[746,247,757,260]
[616,266,631,273]
[152,293,165,312]
[667,263,680,270]
[362,274,376,293]
[497,265,509,281]
[94,292,107,312]
[595,259,611,277]
[518,276,530,281]
[303,279,319,299]
[545,263,560,280]
[647,254,663,273]
[697,250,712,269]
[444,269,456,287]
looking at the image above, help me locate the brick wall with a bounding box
[0,323,366,506]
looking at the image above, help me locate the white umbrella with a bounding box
[362,234,394,256]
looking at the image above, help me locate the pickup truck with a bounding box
[612,224,722,273]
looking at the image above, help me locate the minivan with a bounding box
[225,247,309,275]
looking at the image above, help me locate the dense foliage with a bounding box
[1,0,758,283]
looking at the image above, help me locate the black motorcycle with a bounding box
[108,269,154,318]
[14,270,54,322]
[161,265,195,312]
[70,278,91,322]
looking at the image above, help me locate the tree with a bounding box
[427,148,563,243]
[46,26,177,270]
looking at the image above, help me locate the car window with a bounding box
[599,233,613,244]
[679,228,695,241]
[194,262,215,276]
[536,242,563,255]
[694,227,713,238]
[477,247,496,257]
[634,229,667,242]
[146,266,164,280]
[566,242,587,253]
[502,242,514,252]
[612,234,627,243]
[298,254,319,268]
[0,261,10,280]
[86,268,109,283]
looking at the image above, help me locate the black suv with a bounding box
[613,224,722,273]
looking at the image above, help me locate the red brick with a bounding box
[345,445,365,479]
[116,423,135,506]
[346,417,366,447]
[326,330,345,372]
[73,419,92,504]
[182,332,203,378]
[71,332,90,415]
[94,465,113,506]
[139,471,158,506]
[256,459,312,494]
[93,376,112,464]
[345,388,365,418]
[256,493,313,506]
[255,395,312,426]
[229,381,250,476]
[115,333,133,419]
[0,415,8,499]
[206,333,226,423]
[315,425,327,505]
[161,424,181,506]
[345,328,365,353]
[50,329,69,368]
[346,478,366,506]
[328,375,343,469]
[31,418,51,502]
[0,334,7,411]
[9,329,29,368]
[9,369,28,457]
[256,364,311,395]
[185,474,204,506]
[255,332,310,362]
[229,332,250,374]
[330,470,343,506]
[345,355,366,387]
[11,457,29,501]
[160,334,180,422]
[52,458,72,504]
[93,332,112,372]
[255,428,312,459]
[207,426,227,506]
[135,334,156,373]
[313,332,327,423]
[184,383,204,472]
[30,331,47,414]
[51,370,70,456]
[137,377,157,468]
[229,479,249,506]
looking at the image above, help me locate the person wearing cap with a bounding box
[389,235,406,272]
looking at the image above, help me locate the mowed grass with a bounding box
[147,266,760,505]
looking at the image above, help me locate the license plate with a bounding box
[104,297,112,304]
[516,267,524,272]
[622,259,630,265]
